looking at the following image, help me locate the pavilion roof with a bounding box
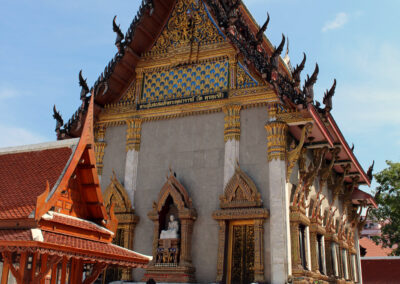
[0,229,150,268]
[0,140,78,220]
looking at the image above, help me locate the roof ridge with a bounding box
[0,138,79,155]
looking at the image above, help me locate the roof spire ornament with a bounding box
[323,79,336,112]
[283,37,292,71]
[256,13,270,44]
[79,70,89,100]
[367,160,374,181]
[269,34,285,81]
[292,53,306,87]
[52,105,64,137]
[113,16,125,54]
[303,63,319,105]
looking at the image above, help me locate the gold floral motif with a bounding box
[126,117,142,152]
[265,120,288,161]
[151,0,223,52]
[236,64,259,89]
[223,104,241,142]
[119,82,136,103]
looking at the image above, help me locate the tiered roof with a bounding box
[0,96,150,268]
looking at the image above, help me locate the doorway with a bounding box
[227,220,255,284]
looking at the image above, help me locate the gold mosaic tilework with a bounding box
[237,63,259,89]
[141,59,229,103]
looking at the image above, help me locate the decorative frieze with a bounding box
[265,120,288,161]
[126,117,142,152]
[94,124,107,176]
[222,104,241,142]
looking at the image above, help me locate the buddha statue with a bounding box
[160,215,179,239]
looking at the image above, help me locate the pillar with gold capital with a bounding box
[124,117,142,206]
[94,124,107,182]
[223,104,241,188]
[265,104,291,283]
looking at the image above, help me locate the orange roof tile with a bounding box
[359,237,392,257]
[42,212,113,236]
[0,147,72,220]
[0,229,150,267]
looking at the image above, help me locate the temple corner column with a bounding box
[124,117,142,207]
[265,103,290,284]
[223,104,241,188]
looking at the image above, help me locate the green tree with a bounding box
[370,161,400,255]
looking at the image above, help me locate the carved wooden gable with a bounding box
[151,0,224,52]
[103,171,132,213]
[220,166,262,209]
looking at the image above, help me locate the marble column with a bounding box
[354,229,363,283]
[124,117,142,206]
[94,124,107,183]
[265,109,290,284]
[223,104,241,188]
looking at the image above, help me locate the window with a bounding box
[317,234,325,275]
[299,224,308,270]
[331,243,339,277]
[341,249,349,280]
[351,254,359,282]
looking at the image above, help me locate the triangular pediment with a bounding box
[220,165,263,209]
[150,0,224,53]
[104,171,132,213]
[36,95,115,231]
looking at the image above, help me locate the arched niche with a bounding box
[144,171,197,283]
[212,165,269,283]
[102,171,139,282]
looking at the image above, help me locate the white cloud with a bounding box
[0,124,48,148]
[0,87,18,100]
[322,12,349,32]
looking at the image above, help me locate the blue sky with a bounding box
[0,1,399,191]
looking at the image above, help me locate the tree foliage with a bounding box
[370,161,400,255]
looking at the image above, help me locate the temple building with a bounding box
[0,97,150,283]
[47,0,376,283]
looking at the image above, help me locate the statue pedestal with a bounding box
[143,238,196,283]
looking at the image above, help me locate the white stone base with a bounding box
[124,149,139,205]
[223,139,239,188]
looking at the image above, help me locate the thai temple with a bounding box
[0,0,377,283]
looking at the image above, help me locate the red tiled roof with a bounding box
[0,147,72,219]
[0,229,150,267]
[45,212,113,236]
[359,237,392,257]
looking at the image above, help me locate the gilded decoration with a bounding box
[150,0,224,53]
[236,62,259,89]
[145,171,197,283]
[103,172,139,281]
[286,122,313,181]
[223,104,241,142]
[126,117,142,152]
[140,58,229,105]
[119,82,136,103]
[265,120,288,161]
[94,124,107,176]
[212,166,268,283]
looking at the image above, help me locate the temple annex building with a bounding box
[0,0,378,283]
